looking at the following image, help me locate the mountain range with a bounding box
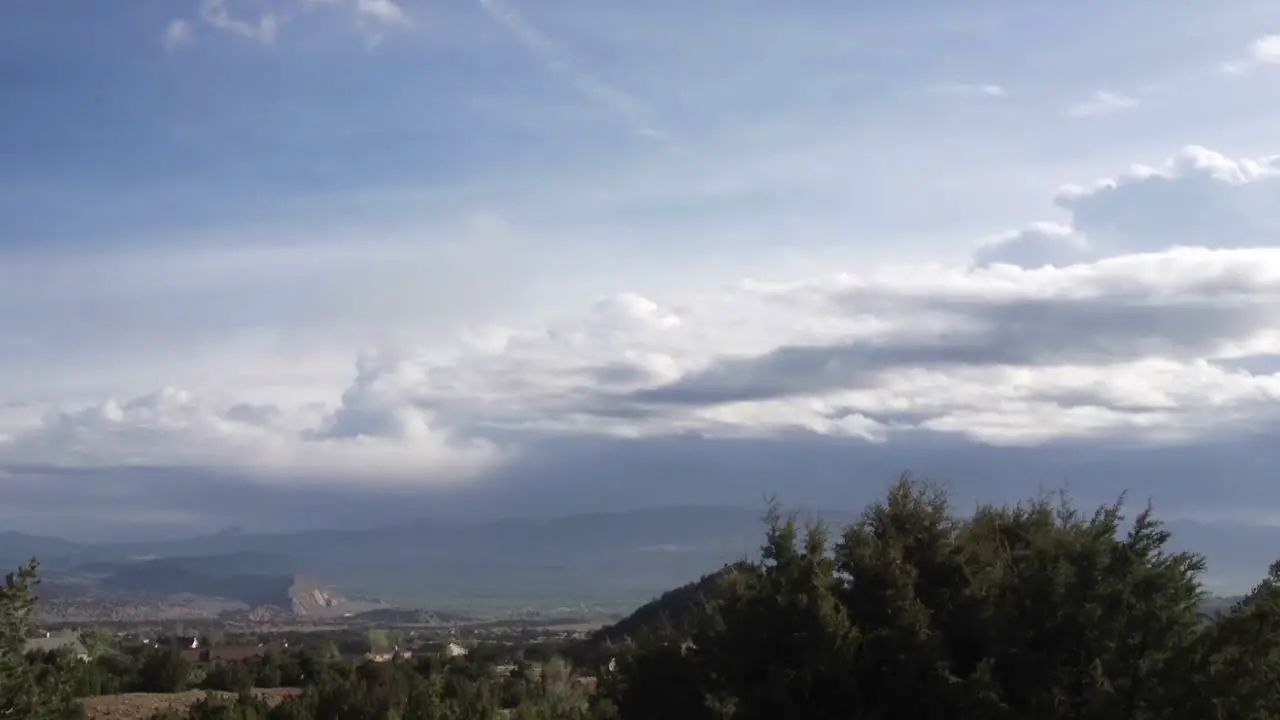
[2,507,1275,615]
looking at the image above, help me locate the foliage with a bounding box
[138,646,192,693]
[0,559,84,719]
[203,661,255,694]
[80,628,116,658]
[365,629,391,653]
[572,561,748,671]
[600,478,1263,720]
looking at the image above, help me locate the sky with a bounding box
[5,0,1280,551]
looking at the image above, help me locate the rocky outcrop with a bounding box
[288,576,348,617]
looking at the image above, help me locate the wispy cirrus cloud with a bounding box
[179,0,409,47]
[477,0,667,142]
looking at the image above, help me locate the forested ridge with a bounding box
[7,477,1280,719]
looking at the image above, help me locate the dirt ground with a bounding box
[81,688,301,719]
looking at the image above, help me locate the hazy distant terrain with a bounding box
[3,506,823,614]
[3,506,1275,616]
[28,552,375,623]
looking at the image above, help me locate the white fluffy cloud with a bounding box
[974,146,1280,268]
[4,384,498,487]
[6,146,1280,495]
[1221,34,1280,74]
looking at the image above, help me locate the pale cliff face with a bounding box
[288,578,348,617]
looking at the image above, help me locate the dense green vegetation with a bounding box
[575,561,748,666]
[1,560,82,719]
[8,477,1280,718]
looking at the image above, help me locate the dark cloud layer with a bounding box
[8,428,1280,543]
[629,273,1275,407]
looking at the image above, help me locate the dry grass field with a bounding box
[81,688,301,719]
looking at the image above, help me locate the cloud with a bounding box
[13,248,1280,465]
[163,19,194,51]
[354,0,409,27]
[189,0,410,46]
[9,145,1280,539]
[1221,34,1280,74]
[4,381,500,488]
[928,83,1005,98]
[1067,90,1140,118]
[621,250,1280,438]
[973,145,1280,268]
[972,222,1088,269]
[477,0,666,141]
[313,0,411,37]
[200,0,279,45]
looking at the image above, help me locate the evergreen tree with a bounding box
[257,652,283,689]
[602,477,1276,720]
[0,559,83,720]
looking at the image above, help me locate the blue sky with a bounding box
[6,0,1280,578]
[8,0,1273,254]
